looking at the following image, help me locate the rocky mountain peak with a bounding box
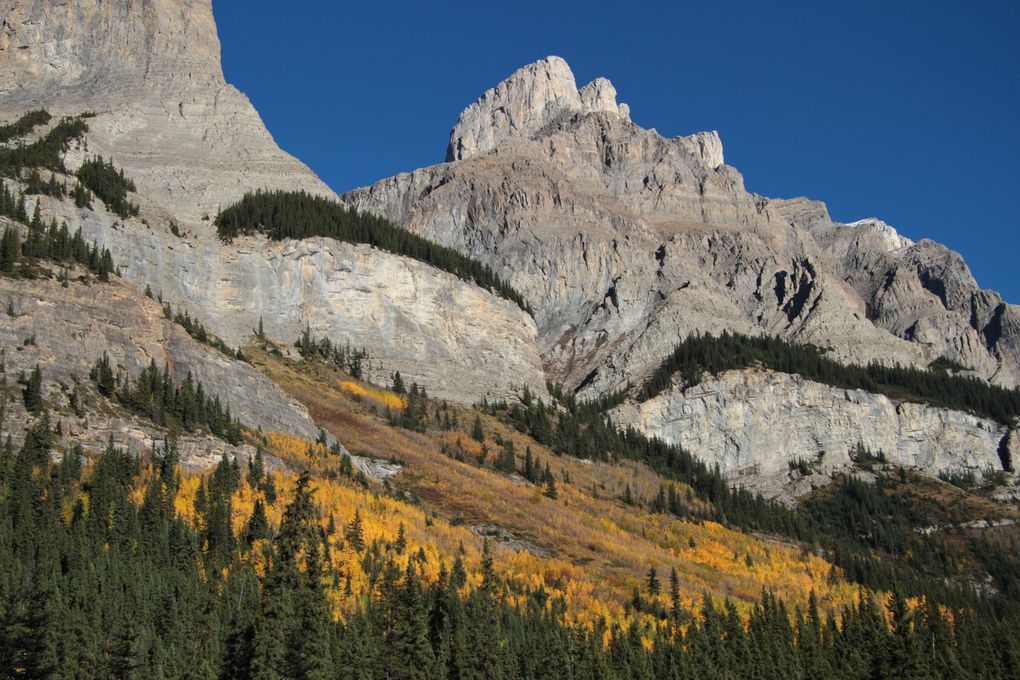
[0,0,331,223]
[446,55,630,162]
[844,217,914,252]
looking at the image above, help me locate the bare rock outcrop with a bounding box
[0,0,332,225]
[446,56,630,162]
[23,195,546,403]
[778,202,1020,386]
[0,272,322,461]
[0,1,548,404]
[350,55,1019,398]
[612,369,1014,498]
[350,57,936,399]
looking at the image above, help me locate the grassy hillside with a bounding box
[244,342,861,626]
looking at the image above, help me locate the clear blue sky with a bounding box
[215,0,1019,303]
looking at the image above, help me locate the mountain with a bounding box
[0,0,545,404]
[347,56,1020,493]
[2,3,1020,677]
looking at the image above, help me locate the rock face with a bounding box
[0,0,331,224]
[0,0,547,404]
[612,369,1014,498]
[349,56,1020,397]
[0,270,321,458]
[27,195,546,403]
[785,207,1020,386]
[447,56,630,162]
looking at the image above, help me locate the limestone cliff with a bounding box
[347,55,1019,492]
[0,270,320,464]
[0,0,546,403]
[349,56,1020,395]
[0,0,331,224]
[612,369,1014,498]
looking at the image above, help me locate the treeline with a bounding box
[157,295,245,361]
[0,188,115,279]
[295,324,368,379]
[215,189,533,314]
[489,384,801,535]
[2,424,1019,678]
[0,109,51,143]
[0,111,139,219]
[0,115,87,176]
[90,353,244,444]
[639,331,1020,424]
[75,155,139,218]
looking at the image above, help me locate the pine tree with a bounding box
[471,415,485,443]
[543,473,558,500]
[621,483,634,505]
[22,364,43,413]
[647,566,660,596]
[0,226,19,272]
[522,445,536,482]
[395,522,408,554]
[346,509,365,552]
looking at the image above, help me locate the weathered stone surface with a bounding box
[446,56,631,162]
[0,271,321,439]
[351,59,929,399]
[18,193,546,404]
[612,369,1014,498]
[351,56,1019,399]
[0,0,332,225]
[0,1,548,404]
[775,206,1020,386]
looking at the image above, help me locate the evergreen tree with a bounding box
[22,364,43,413]
[471,415,485,443]
[646,566,660,597]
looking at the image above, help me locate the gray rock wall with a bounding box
[612,369,1013,498]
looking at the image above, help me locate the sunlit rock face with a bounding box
[0,0,547,403]
[612,369,1013,499]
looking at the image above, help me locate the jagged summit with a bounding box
[445,55,727,171]
[446,55,632,162]
[844,217,914,252]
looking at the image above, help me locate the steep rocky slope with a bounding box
[612,369,1014,498]
[0,0,329,222]
[0,265,319,464]
[349,56,1019,394]
[0,0,546,403]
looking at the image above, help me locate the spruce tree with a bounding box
[471,415,485,443]
[22,364,43,413]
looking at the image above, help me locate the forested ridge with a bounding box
[1,417,1018,679]
[0,110,141,219]
[90,353,244,445]
[0,110,51,144]
[215,190,533,314]
[639,331,1020,424]
[0,113,87,176]
[1,183,116,280]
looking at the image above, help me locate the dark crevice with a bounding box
[917,269,948,308]
[998,429,1013,472]
[982,303,1006,351]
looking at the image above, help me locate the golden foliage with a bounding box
[236,344,883,631]
[338,380,406,410]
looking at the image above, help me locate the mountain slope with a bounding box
[0,0,546,403]
[346,56,1020,491]
[349,56,1019,392]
